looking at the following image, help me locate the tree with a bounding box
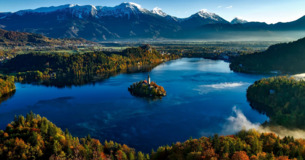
[231,151,250,160]
[212,134,220,153]
[53,140,62,156]
[137,152,145,160]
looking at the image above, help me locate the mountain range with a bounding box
[0,2,305,41]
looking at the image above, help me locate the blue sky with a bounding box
[0,0,304,24]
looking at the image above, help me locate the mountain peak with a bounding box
[100,2,148,19]
[231,17,248,24]
[118,2,142,9]
[152,7,167,17]
[198,9,209,13]
[197,9,216,17]
[68,4,78,8]
[193,9,225,22]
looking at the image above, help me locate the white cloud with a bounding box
[203,82,246,89]
[221,106,305,139]
[226,5,233,9]
[221,106,260,135]
[194,82,248,94]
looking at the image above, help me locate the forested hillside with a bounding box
[247,76,305,128]
[1,112,305,159]
[230,37,305,74]
[0,112,147,160]
[0,29,93,46]
[0,45,179,82]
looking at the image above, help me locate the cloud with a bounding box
[222,106,305,139]
[217,6,222,8]
[226,5,233,9]
[194,82,249,94]
[259,126,305,139]
[203,82,246,89]
[221,106,260,135]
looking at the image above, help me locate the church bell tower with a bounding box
[148,74,151,85]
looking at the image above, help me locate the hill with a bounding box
[247,76,305,129]
[230,37,305,74]
[0,28,93,46]
[0,112,144,159]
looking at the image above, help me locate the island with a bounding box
[128,74,166,98]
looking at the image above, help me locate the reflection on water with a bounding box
[0,90,16,105]
[18,64,159,88]
[0,58,268,152]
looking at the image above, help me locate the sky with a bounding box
[0,0,304,24]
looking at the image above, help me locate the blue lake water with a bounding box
[0,58,268,152]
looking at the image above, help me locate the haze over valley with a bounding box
[1,2,305,41]
[1,1,305,160]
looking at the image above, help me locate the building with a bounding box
[148,74,151,85]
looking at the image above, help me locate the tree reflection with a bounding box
[0,90,16,104]
[18,64,158,88]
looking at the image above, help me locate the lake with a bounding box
[0,58,268,152]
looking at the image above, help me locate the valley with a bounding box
[1,1,305,159]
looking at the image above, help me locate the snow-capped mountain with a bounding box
[14,3,151,19]
[180,9,229,28]
[0,2,183,40]
[196,9,225,22]
[69,5,98,18]
[0,2,304,41]
[15,4,77,15]
[151,7,179,22]
[98,2,150,19]
[152,7,167,17]
[231,17,248,24]
[5,3,228,22]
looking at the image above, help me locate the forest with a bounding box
[1,112,305,159]
[0,112,148,160]
[247,76,305,129]
[0,45,179,82]
[0,75,15,98]
[230,37,305,74]
[0,28,93,47]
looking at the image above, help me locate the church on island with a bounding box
[143,74,151,85]
[128,73,166,97]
